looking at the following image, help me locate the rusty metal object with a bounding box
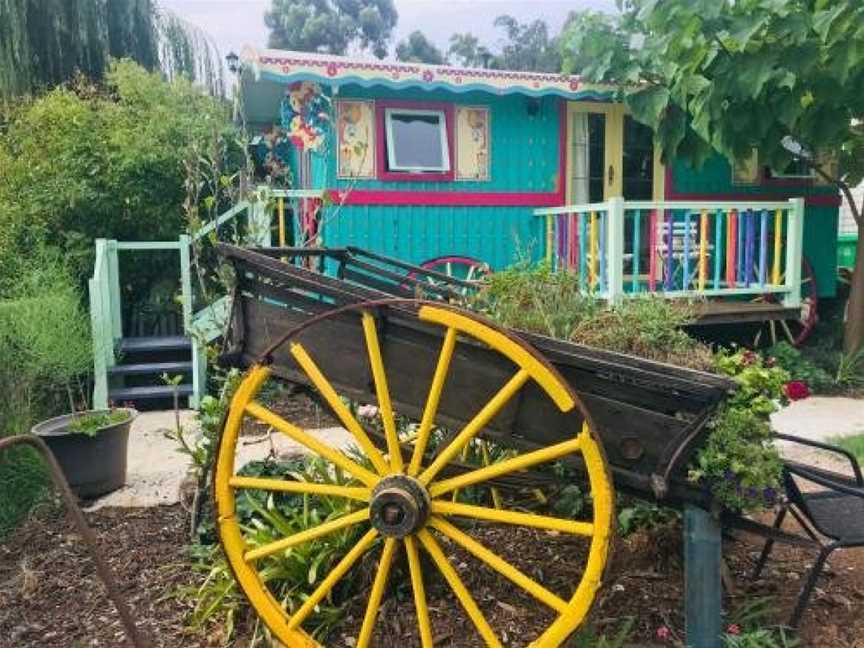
[0,435,152,648]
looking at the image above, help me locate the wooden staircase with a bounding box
[107,336,194,408]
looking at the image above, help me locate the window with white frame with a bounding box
[384,108,450,173]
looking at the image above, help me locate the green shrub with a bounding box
[766,342,835,393]
[0,60,241,292]
[473,261,714,370]
[0,251,92,536]
[179,456,368,644]
[689,349,787,512]
[68,409,131,437]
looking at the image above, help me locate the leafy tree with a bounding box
[562,0,864,352]
[448,32,494,68]
[446,17,562,72]
[0,0,224,98]
[265,0,398,60]
[0,60,239,292]
[493,15,563,73]
[395,30,446,65]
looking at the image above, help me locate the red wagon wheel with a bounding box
[753,258,818,347]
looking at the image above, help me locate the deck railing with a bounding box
[88,188,323,409]
[535,197,805,306]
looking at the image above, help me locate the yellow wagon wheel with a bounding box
[214,304,614,647]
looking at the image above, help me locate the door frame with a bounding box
[565,101,665,203]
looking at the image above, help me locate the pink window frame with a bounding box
[376,100,456,182]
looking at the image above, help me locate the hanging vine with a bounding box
[0,0,224,99]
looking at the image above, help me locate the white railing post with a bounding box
[783,198,805,309]
[249,187,273,247]
[106,240,122,339]
[178,234,204,408]
[606,197,626,304]
[88,275,108,410]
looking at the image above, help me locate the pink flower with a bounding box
[784,380,811,401]
[741,350,756,366]
[357,404,379,418]
[727,624,741,635]
[656,625,671,641]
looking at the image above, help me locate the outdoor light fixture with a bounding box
[226,51,240,74]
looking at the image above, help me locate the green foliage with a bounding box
[448,16,563,72]
[265,0,398,59]
[835,347,864,387]
[724,597,801,647]
[690,349,786,512]
[766,342,835,393]
[617,500,679,536]
[562,1,864,184]
[395,30,446,64]
[180,456,367,644]
[561,0,864,351]
[0,0,223,99]
[474,261,714,370]
[0,60,238,292]
[68,409,131,437]
[570,617,635,648]
[831,432,864,463]
[0,252,91,536]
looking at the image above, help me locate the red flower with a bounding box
[727,624,741,636]
[656,625,671,641]
[741,350,756,366]
[784,380,811,401]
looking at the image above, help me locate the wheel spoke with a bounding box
[429,431,585,499]
[405,536,434,648]
[431,500,593,536]
[429,517,568,613]
[419,369,531,485]
[361,312,403,472]
[769,319,778,346]
[229,476,371,502]
[356,538,397,648]
[290,342,390,475]
[417,529,502,648]
[288,528,379,630]
[408,327,458,476]
[246,401,379,487]
[244,508,369,562]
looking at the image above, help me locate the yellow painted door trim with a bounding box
[566,101,665,202]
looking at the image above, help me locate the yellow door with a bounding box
[566,101,664,203]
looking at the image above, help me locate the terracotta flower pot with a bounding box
[31,408,136,498]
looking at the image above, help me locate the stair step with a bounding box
[109,384,193,401]
[118,336,191,353]
[108,361,193,376]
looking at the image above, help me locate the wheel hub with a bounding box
[370,475,431,538]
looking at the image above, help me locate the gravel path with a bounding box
[86,409,353,510]
[771,396,864,473]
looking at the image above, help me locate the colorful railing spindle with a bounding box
[579,212,588,291]
[632,209,641,293]
[744,209,756,287]
[726,209,737,287]
[713,209,723,290]
[773,209,783,285]
[569,213,578,270]
[590,211,599,290]
[759,209,768,286]
[648,209,658,292]
[699,209,709,291]
[683,210,692,291]
[664,210,674,292]
[545,214,553,267]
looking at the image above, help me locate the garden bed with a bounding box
[2,504,863,647]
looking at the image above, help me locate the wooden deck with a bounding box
[691,300,799,325]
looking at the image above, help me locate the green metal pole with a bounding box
[684,505,723,648]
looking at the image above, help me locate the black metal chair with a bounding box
[752,433,864,627]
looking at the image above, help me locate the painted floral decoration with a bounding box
[280,81,331,151]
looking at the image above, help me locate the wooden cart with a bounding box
[213,244,739,647]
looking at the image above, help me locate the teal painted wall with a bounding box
[671,158,840,298]
[305,85,561,266]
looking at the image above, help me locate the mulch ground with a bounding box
[1,504,863,647]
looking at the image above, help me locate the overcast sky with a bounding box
[160,0,618,61]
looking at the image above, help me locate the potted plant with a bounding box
[32,408,136,498]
